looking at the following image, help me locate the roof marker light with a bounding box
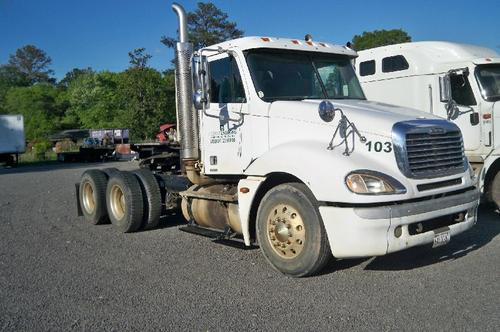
[319,42,327,47]
[261,37,271,42]
[306,41,314,46]
[291,40,300,45]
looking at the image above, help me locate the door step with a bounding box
[179,225,258,250]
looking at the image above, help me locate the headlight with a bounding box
[345,171,406,195]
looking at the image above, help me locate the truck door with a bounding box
[200,54,250,175]
[440,72,481,151]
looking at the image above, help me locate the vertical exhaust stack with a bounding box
[172,2,199,162]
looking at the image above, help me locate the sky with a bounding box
[1,0,499,80]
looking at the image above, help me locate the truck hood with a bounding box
[268,99,441,137]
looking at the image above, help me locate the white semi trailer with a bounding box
[356,42,500,209]
[0,114,25,166]
[76,4,479,277]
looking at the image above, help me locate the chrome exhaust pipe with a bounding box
[172,2,199,161]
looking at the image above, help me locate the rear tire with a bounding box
[133,169,162,230]
[102,167,120,177]
[256,183,331,277]
[106,171,144,233]
[79,169,108,225]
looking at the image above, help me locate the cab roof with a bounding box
[358,41,499,65]
[202,36,358,58]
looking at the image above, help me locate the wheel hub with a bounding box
[110,184,126,221]
[267,204,305,259]
[82,181,95,214]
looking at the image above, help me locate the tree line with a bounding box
[0,1,410,144]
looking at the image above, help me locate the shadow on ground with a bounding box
[366,206,499,271]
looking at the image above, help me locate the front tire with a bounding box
[256,183,331,277]
[488,171,500,210]
[106,171,144,233]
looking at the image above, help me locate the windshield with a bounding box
[245,49,365,102]
[475,64,500,102]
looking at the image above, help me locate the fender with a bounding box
[243,140,408,203]
[481,148,500,193]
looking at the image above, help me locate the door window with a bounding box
[209,56,246,103]
[450,74,476,106]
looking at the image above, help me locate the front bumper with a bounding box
[319,188,479,258]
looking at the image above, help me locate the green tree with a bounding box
[58,67,93,88]
[4,84,63,140]
[65,71,125,129]
[128,48,152,69]
[7,45,55,84]
[161,2,243,50]
[118,67,175,140]
[351,29,411,51]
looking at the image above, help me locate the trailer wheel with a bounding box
[133,169,162,230]
[106,171,144,233]
[256,183,331,277]
[79,169,109,225]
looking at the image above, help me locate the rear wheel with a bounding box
[256,183,331,277]
[79,169,108,225]
[133,169,162,230]
[106,171,144,233]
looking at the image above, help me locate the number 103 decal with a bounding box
[366,140,392,153]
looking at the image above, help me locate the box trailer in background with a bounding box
[0,114,25,166]
[356,42,500,208]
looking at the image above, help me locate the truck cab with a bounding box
[77,5,480,277]
[356,42,500,208]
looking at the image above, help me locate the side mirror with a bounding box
[439,74,452,102]
[470,112,479,126]
[192,55,211,110]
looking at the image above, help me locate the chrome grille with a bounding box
[393,120,466,179]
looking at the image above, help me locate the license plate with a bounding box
[433,230,450,248]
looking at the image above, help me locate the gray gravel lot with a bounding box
[0,161,499,331]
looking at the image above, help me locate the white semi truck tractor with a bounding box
[76,4,479,277]
[356,42,500,209]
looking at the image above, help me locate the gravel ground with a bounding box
[0,161,499,331]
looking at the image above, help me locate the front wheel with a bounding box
[256,183,331,277]
[488,171,500,210]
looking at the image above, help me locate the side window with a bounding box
[450,74,477,106]
[209,56,246,103]
[382,55,409,73]
[359,60,375,76]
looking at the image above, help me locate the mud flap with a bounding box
[75,183,83,216]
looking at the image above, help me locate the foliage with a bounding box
[351,29,412,51]
[7,45,55,84]
[1,1,244,144]
[128,48,152,69]
[161,2,243,49]
[4,84,63,140]
[58,67,93,88]
[119,67,176,139]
